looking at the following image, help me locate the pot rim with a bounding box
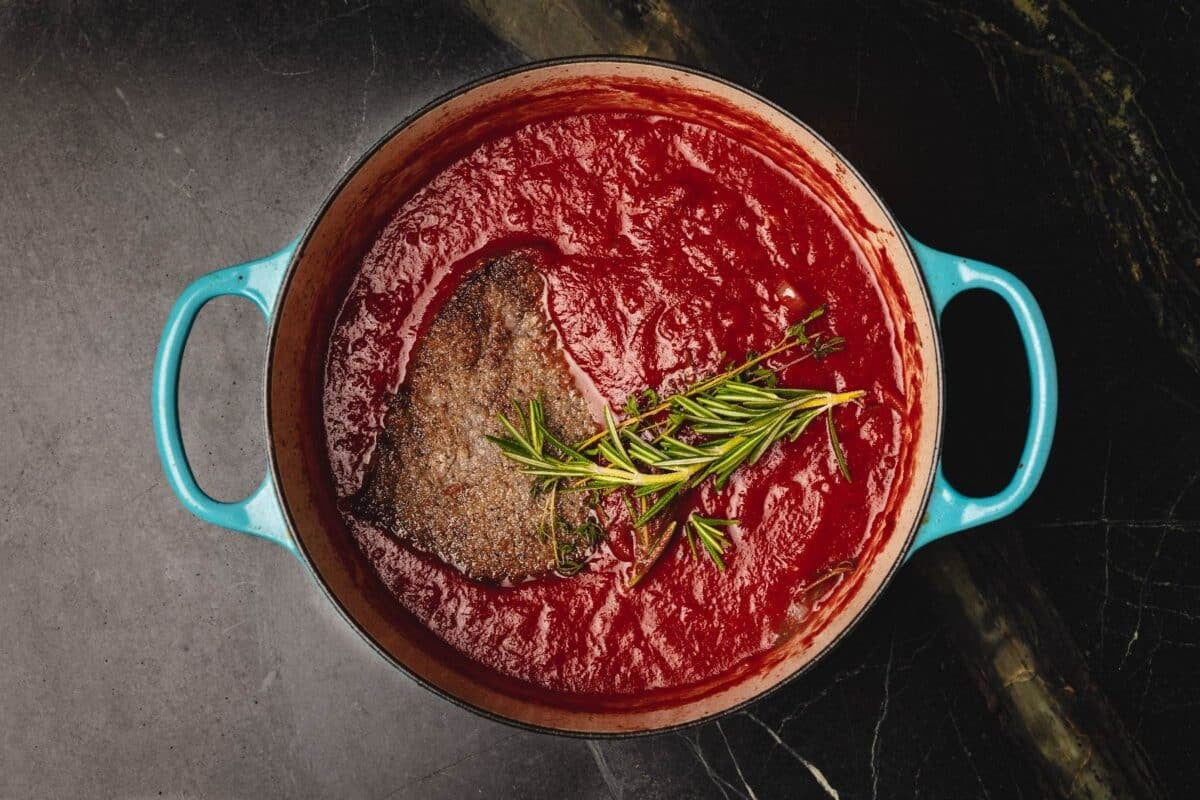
[264,54,942,738]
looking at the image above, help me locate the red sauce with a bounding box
[323,110,906,696]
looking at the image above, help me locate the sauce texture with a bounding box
[324,110,906,696]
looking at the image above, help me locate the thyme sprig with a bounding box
[485,307,864,584]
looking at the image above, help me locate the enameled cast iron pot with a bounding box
[152,58,1057,735]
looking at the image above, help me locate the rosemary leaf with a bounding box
[827,407,852,482]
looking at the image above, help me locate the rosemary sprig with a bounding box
[685,515,736,570]
[485,307,864,583]
[575,305,840,452]
[490,384,863,520]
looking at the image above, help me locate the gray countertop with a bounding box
[4,2,1199,798]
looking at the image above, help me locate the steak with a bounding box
[351,254,597,583]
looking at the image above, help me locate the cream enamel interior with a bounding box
[266,60,941,734]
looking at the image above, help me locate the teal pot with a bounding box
[152,58,1056,735]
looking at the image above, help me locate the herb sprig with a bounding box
[485,306,864,584]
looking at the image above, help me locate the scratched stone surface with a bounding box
[1,1,1197,797]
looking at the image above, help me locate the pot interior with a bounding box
[266,60,940,734]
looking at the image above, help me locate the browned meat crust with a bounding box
[351,254,595,583]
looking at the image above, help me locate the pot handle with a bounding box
[152,243,297,553]
[906,236,1057,553]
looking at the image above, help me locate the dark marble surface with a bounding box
[2,1,1198,797]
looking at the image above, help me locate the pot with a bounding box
[152,58,1057,735]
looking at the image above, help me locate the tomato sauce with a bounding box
[323,110,906,696]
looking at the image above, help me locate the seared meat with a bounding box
[351,254,596,583]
